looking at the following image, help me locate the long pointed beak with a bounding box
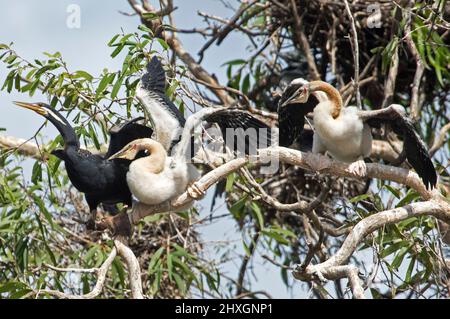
[13,101,47,116]
[108,146,136,161]
[280,93,299,107]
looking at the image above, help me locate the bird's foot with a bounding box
[304,152,332,172]
[187,181,205,200]
[95,211,132,237]
[347,159,367,177]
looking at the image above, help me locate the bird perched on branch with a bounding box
[13,101,154,224]
[278,79,437,189]
[108,56,273,205]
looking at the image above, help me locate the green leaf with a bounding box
[142,12,159,21]
[242,73,250,94]
[167,252,173,281]
[73,70,93,81]
[261,229,289,245]
[156,38,169,51]
[225,173,235,192]
[396,190,420,208]
[349,193,371,203]
[221,59,246,67]
[138,24,153,33]
[242,239,251,257]
[251,202,264,229]
[148,247,164,273]
[95,73,115,97]
[391,245,411,270]
[384,185,401,199]
[108,34,120,46]
[31,162,42,184]
[111,75,124,99]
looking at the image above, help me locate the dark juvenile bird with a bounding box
[13,101,154,222]
[278,79,437,189]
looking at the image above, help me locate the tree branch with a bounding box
[127,0,236,106]
[343,0,361,109]
[36,247,117,299]
[293,200,449,298]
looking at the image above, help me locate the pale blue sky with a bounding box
[0,0,309,298]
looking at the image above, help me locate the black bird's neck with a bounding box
[46,109,80,150]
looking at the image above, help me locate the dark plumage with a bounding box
[205,109,272,155]
[13,102,153,221]
[359,105,437,189]
[137,57,273,159]
[277,81,318,147]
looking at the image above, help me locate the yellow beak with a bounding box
[108,144,138,161]
[13,101,47,116]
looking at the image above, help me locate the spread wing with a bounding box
[204,109,272,155]
[358,105,437,189]
[137,57,186,151]
[106,117,154,158]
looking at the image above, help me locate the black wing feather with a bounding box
[204,109,272,155]
[106,117,154,158]
[364,106,437,189]
[141,56,166,94]
[140,57,186,128]
[394,117,437,189]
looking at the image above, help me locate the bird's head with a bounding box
[13,101,67,127]
[278,78,310,108]
[108,139,150,161]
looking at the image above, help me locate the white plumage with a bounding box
[278,79,437,188]
[313,104,372,163]
[110,138,199,206]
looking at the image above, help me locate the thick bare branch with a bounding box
[0,135,45,160]
[121,145,444,228]
[114,236,144,299]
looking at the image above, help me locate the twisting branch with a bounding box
[429,122,450,157]
[36,247,117,299]
[112,144,445,232]
[114,236,144,299]
[403,2,425,120]
[34,237,143,299]
[293,200,450,299]
[343,0,361,109]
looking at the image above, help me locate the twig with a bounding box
[36,247,117,299]
[343,0,361,109]
[429,122,450,157]
[289,0,321,80]
[404,3,425,120]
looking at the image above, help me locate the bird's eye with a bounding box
[302,86,307,95]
